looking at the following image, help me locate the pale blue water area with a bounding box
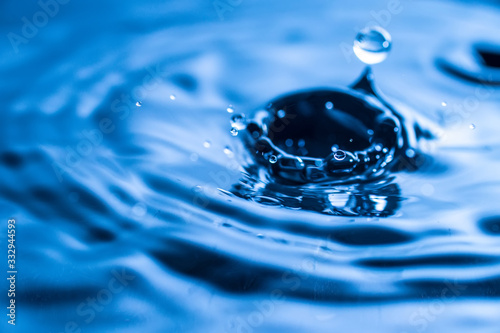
[1,0,500,332]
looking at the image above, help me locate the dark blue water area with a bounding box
[1,0,500,332]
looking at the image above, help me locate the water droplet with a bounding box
[382,147,388,153]
[227,105,234,113]
[441,101,447,107]
[334,150,346,161]
[269,155,278,163]
[223,146,233,156]
[230,127,238,136]
[203,140,211,148]
[169,94,176,100]
[349,138,354,142]
[367,129,374,136]
[285,139,293,147]
[314,160,323,167]
[230,114,246,130]
[353,26,392,65]
[469,123,476,130]
[298,139,306,147]
[375,144,383,151]
[277,109,286,118]
[136,101,142,107]
[331,144,339,152]
[325,101,334,110]
[405,148,416,158]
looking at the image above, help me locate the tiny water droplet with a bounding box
[375,144,383,151]
[298,139,306,147]
[169,94,176,100]
[334,150,346,161]
[469,123,476,130]
[367,129,374,135]
[441,101,447,107]
[227,105,234,113]
[136,101,142,107]
[203,140,211,148]
[285,139,293,147]
[190,153,199,162]
[349,138,354,142]
[269,155,278,164]
[405,148,416,158]
[230,127,238,136]
[353,26,392,65]
[277,109,286,118]
[325,101,334,110]
[223,146,233,156]
[331,144,339,152]
[230,114,246,130]
[382,147,388,153]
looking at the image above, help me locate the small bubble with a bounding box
[394,127,399,133]
[333,150,346,161]
[331,144,339,152]
[230,127,238,136]
[441,101,447,107]
[325,101,334,110]
[285,139,293,147]
[375,155,380,159]
[169,94,176,100]
[367,129,374,135]
[298,139,306,147]
[269,155,278,163]
[469,123,476,130]
[353,26,392,65]
[405,149,416,158]
[375,144,382,151]
[203,140,211,148]
[277,109,286,118]
[382,147,388,153]
[223,146,233,156]
[136,101,142,107]
[372,168,377,173]
[227,105,234,113]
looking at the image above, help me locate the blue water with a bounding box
[1,0,500,332]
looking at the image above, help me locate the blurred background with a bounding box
[1,0,500,332]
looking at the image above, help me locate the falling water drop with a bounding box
[136,101,142,107]
[441,101,447,107]
[227,105,234,113]
[169,94,176,100]
[203,140,211,148]
[353,26,392,65]
[325,101,334,110]
[469,123,476,130]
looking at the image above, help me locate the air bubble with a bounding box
[298,139,305,147]
[367,129,374,135]
[269,155,278,164]
[353,26,392,65]
[277,109,286,118]
[405,149,416,158]
[382,147,388,153]
[285,139,293,147]
[375,144,383,151]
[325,101,334,110]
